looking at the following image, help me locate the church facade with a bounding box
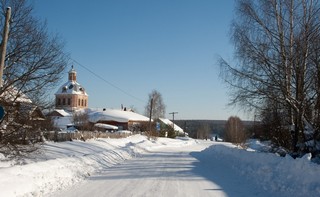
[55,66,88,111]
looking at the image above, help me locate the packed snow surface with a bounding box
[0,135,319,197]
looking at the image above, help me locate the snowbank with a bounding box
[1,136,319,197]
[0,135,196,197]
[203,144,320,197]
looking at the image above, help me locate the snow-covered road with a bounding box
[50,142,281,197]
[1,135,318,196]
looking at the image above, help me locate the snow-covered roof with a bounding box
[94,123,118,130]
[51,108,150,129]
[0,86,32,103]
[159,118,184,134]
[89,108,150,123]
[53,109,72,117]
[55,81,88,96]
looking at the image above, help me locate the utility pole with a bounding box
[169,112,178,131]
[0,7,11,88]
[148,98,153,134]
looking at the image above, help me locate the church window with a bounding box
[57,98,61,105]
[68,98,71,105]
[85,100,87,107]
[81,99,84,106]
[78,99,80,106]
[63,98,66,105]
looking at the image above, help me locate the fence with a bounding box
[43,131,132,142]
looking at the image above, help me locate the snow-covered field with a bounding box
[0,135,319,197]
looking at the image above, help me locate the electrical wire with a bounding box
[70,58,146,104]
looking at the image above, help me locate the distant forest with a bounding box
[175,120,255,139]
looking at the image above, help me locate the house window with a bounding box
[63,98,66,105]
[68,98,71,105]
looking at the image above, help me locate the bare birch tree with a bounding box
[219,0,320,156]
[225,116,246,145]
[196,123,210,140]
[144,90,166,120]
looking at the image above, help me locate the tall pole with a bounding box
[169,112,178,131]
[0,7,11,88]
[148,98,153,134]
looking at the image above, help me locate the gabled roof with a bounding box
[88,108,150,123]
[30,107,46,120]
[159,118,184,134]
[47,109,71,117]
[0,86,32,103]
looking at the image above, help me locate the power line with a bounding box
[70,58,146,103]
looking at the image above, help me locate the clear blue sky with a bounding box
[33,0,249,120]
